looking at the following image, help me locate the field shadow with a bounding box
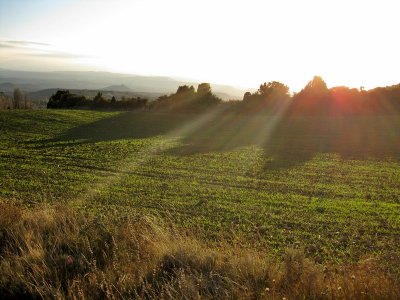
[167,113,400,170]
[166,113,268,155]
[35,111,192,147]
[33,109,400,170]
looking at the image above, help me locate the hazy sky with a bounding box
[0,0,399,91]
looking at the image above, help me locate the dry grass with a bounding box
[0,201,398,299]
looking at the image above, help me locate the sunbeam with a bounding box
[69,107,229,207]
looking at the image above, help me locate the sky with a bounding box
[0,0,399,91]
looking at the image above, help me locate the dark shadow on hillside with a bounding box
[267,115,400,166]
[166,113,268,155]
[34,111,192,147]
[165,113,315,170]
[166,113,400,170]
[32,109,400,170]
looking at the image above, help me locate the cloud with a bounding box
[0,42,15,48]
[28,52,88,59]
[0,40,50,48]
[0,40,90,60]
[6,40,50,46]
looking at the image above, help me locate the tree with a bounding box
[243,92,252,101]
[176,85,195,94]
[111,96,116,103]
[300,76,328,97]
[47,90,70,108]
[241,81,290,114]
[24,94,30,109]
[151,82,220,112]
[197,83,212,96]
[13,88,23,109]
[291,76,330,115]
[93,92,104,103]
[47,90,87,109]
[0,92,10,109]
[257,81,289,98]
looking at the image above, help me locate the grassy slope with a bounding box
[0,109,399,271]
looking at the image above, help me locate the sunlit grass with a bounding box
[0,109,399,276]
[0,201,398,299]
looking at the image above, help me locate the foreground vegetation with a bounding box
[1,108,400,297]
[0,201,398,299]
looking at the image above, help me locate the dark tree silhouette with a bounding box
[47,90,87,109]
[93,92,104,103]
[240,81,290,114]
[152,83,221,112]
[258,81,289,98]
[299,76,328,97]
[197,83,212,96]
[44,76,400,115]
[47,90,147,110]
[290,76,330,115]
[176,85,195,94]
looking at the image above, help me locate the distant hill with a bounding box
[0,69,249,100]
[102,84,132,92]
[0,82,15,91]
[0,81,37,93]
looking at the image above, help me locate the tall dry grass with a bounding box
[0,200,398,299]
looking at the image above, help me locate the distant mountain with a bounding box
[0,81,37,93]
[0,82,15,92]
[27,89,58,101]
[0,69,249,100]
[102,84,132,92]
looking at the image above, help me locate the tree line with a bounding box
[227,77,400,115]
[47,91,148,110]
[0,88,33,110]
[45,77,400,115]
[289,76,400,115]
[46,83,222,112]
[149,83,221,112]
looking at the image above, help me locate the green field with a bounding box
[1,109,399,269]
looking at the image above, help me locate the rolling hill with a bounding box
[0,69,249,100]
